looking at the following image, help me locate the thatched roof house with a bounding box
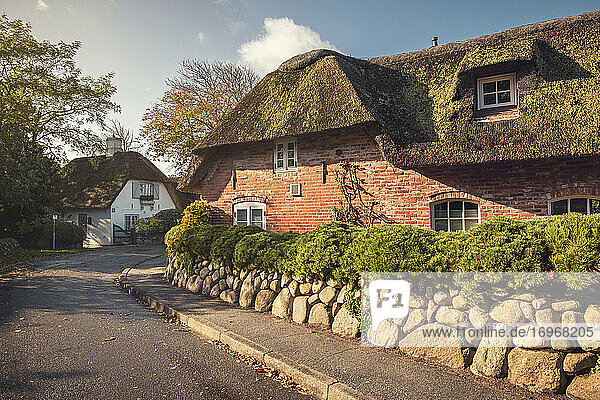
[56,142,194,246]
[179,10,600,233]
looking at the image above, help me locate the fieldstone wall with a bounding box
[164,253,599,397]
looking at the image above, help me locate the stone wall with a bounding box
[165,254,599,397]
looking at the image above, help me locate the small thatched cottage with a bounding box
[180,10,600,232]
[57,139,189,246]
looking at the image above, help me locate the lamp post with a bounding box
[52,214,57,250]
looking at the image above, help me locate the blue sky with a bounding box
[2,0,599,173]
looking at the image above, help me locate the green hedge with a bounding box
[165,214,600,285]
[0,238,21,257]
[16,218,84,249]
[135,209,183,242]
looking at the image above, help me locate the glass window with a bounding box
[432,200,479,232]
[124,214,139,231]
[550,197,600,215]
[477,73,516,110]
[233,202,265,229]
[274,140,297,171]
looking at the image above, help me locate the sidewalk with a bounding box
[120,266,547,400]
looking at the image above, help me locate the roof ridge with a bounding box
[369,9,600,65]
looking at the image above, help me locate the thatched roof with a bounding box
[181,10,600,190]
[57,151,177,209]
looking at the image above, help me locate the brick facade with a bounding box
[192,127,600,232]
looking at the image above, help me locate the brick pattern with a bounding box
[192,128,600,232]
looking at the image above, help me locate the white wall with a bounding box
[64,209,112,247]
[110,180,177,238]
[64,180,177,247]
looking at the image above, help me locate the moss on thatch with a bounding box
[183,10,600,187]
[56,151,171,209]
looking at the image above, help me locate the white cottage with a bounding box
[57,138,188,247]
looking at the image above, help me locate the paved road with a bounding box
[0,246,313,400]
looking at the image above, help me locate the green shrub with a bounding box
[233,231,298,270]
[0,238,21,257]
[456,216,548,272]
[210,225,264,265]
[180,200,211,226]
[288,222,360,280]
[16,218,84,249]
[339,224,438,283]
[135,208,183,241]
[545,213,600,272]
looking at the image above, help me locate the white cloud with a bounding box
[36,0,49,11]
[197,31,205,42]
[238,17,336,75]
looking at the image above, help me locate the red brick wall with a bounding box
[193,127,600,232]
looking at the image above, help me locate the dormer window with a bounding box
[274,139,297,171]
[477,73,516,110]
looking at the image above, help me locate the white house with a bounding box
[57,138,189,247]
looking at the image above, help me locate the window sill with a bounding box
[473,106,519,123]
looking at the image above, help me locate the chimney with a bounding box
[431,36,439,47]
[106,137,123,157]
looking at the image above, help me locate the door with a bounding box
[78,214,88,234]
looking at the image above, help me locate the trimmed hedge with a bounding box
[16,218,84,249]
[0,238,21,258]
[134,208,183,243]
[165,214,600,285]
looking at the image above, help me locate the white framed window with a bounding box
[274,139,297,171]
[132,182,158,199]
[432,200,480,232]
[549,197,600,216]
[233,202,266,229]
[124,214,139,231]
[477,73,516,110]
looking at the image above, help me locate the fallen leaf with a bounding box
[104,336,116,341]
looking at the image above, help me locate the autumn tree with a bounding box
[0,15,119,158]
[141,60,258,171]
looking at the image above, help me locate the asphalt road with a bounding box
[0,246,313,400]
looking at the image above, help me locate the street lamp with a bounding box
[52,214,58,250]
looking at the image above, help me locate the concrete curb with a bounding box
[117,272,376,400]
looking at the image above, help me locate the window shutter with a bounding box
[132,182,140,199]
[154,183,160,200]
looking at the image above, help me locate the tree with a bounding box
[141,59,258,171]
[101,119,139,152]
[0,130,58,236]
[0,15,119,157]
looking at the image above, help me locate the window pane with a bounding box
[550,199,568,215]
[250,208,262,223]
[434,219,448,232]
[464,219,478,231]
[434,203,447,219]
[449,201,463,218]
[570,198,588,214]
[277,143,283,151]
[483,93,496,105]
[591,199,600,214]
[464,202,479,218]
[277,160,284,168]
[287,158,296,168]
[287,142,295,150]
[483,82,496,94]
[449,219,463,232]
[236,209,248,225]
[497,91,511,103]
[497,79,511,91]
